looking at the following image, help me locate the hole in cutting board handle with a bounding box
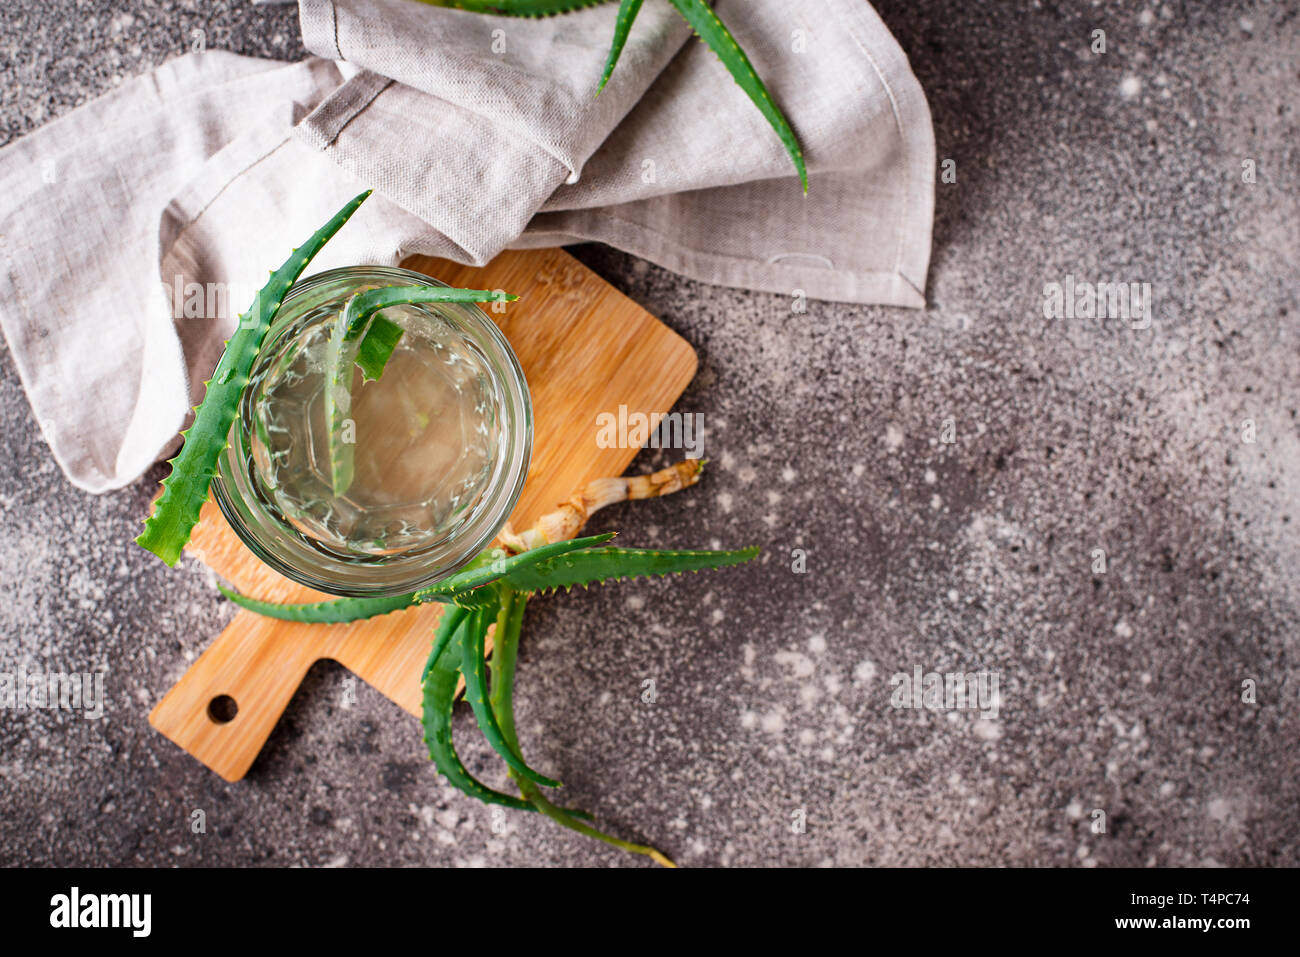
[207,694,239,724]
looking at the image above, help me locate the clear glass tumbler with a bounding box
[215,266,531,597]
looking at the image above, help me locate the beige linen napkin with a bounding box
[0,0,933,493]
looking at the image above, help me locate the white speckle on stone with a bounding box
[808,634,826,654]
[625,594,645,611]
[774,650,815,679]
[1066,800,1084,819]
[853,660,877,683]
[924,469,937,484]
[885,425,904,450]
[1120,75,1142,99]
[1207,797,1234,824]
[781,467,796,483]
[717,491,733,513]
[1138,8,1155,27]
[436,809,460,831]
[760,710,786,734]
[1115,620,1134,639]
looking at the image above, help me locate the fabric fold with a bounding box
[0,0,935,493]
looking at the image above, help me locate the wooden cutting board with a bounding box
[149,248,696,781]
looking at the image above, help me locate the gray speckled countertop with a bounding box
[1,0,1297,867]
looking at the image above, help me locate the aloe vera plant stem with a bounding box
[220,459,761,865]
[500,458,704,551]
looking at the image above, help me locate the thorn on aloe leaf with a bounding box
[597,0,645,95]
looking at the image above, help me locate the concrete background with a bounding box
[0,0,1296,867]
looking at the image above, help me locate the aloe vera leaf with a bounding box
[667,0,807,192]
[218,533,617,622]
[322,305,363,497]
[503,544,760,594]
[354,316,404,381]
[215,581,419,622]
[457,595,563,789]
[489,587,676,866]
[421,607,537,811]
[136,191,372,565]
[340,285,516,342]
[423,605,470,682]
[324,284,517,496]
[596,0,644,94]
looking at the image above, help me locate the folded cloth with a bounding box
[0,0,934,494]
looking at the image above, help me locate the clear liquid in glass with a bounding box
[246,302,500,557]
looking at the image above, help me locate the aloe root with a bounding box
[499,458,704,552]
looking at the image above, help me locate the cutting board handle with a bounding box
[149,611,323,782]
[151,600,443,780]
